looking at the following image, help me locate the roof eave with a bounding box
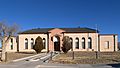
[62,32,97,33]
[18,32,51,34]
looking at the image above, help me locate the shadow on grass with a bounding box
[15,52,36,54]
[107,63,120,68]
[15,52,46,54]
[106,59,120,68]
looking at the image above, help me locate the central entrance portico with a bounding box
[48,28,65,52]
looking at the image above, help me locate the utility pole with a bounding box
[95,24,99,59]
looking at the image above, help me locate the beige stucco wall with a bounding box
[99,35,118,51]
[5,34,118,52]
[18,30,118,52]
[6,37,17,52]
[18,34,48,52]
[64,33,99,51]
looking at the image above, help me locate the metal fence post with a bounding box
[5,52,7,62]
[50,51,53,60]
[95,51,99,59]
[72,51,74,60]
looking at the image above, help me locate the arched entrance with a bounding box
[53,36,60,51]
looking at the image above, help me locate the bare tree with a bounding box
[0,22,18,61]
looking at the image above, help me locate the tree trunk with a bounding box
[1,40,6,61]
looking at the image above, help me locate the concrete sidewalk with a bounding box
[11,51,58,62]
[12,53,46,62]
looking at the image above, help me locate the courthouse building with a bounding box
[6,28,118,52]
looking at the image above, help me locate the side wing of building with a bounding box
[99,34,118,51]
[6,36,17,52]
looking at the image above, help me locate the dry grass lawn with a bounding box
[0,52,36,63]
[50,51,120,64]
[7,52,36,61]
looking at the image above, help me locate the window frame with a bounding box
[75,38,79,49]
[82,37,85,49]
[88,37,92,49]
[31,38,34,49]
[25,38,28,49]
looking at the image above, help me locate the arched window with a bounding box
[31,38,34,49]
[75,38,79,49]
[82,37,85,49]
[70,37,73,49]
[10,38,13,50]
[43,38,46,49]
[88,37,92,49]
[25,38,28,49]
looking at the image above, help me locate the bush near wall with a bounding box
[33,36,44,53]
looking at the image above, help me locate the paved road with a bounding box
[35,63,120,68]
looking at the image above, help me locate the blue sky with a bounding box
[0,0,120,41]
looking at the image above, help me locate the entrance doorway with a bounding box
[53,36,60,51]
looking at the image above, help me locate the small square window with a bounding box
[105,41,109,49]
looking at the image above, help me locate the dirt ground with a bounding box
[50,51,120,64]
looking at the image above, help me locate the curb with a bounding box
[12,53,46,62]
